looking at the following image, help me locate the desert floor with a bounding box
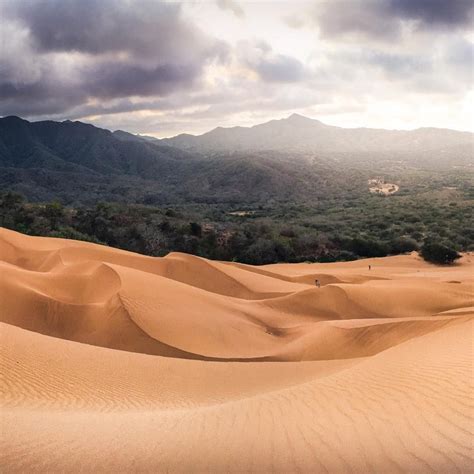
[1,228,473,472]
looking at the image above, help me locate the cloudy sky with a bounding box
[1,0,473,136]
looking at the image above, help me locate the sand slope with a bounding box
[1,228,473,472]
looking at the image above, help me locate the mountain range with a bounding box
[0,114,472,205]
[161,113,473,155]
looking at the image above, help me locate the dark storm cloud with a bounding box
[84,62,201,99]
[317,0,474,39]
[389,0,474,28]
[0,0,228,117]
[0,80,86,117]
[3,0,212,58]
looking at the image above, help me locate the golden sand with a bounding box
[1,228,473,472]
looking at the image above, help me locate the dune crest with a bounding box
[1,228,473,472]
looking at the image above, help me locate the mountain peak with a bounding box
[2,115,28,123]
[285,113,324,126]
[287,113,307,120]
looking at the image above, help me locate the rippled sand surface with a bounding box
[1,228,473,472]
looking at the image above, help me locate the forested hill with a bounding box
[0,116,333,204]
[0,115,192,176]
[0,115,472,206]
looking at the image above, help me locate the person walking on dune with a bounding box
[315,279,321,288]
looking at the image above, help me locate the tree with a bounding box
[42,202,64,230]
[347,237,389,258]
[0,192,26,227]
[420,240,461,265]
[390,237,419,254]
[189,222,202,237]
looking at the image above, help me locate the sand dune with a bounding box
[1,228,473,472]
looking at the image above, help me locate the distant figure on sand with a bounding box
[315,279,321,288]
[368,265,371,271]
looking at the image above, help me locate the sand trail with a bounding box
[1,228,473,472]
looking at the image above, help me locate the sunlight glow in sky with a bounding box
[1,0,473,136]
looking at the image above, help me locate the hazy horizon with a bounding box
[1,0,473,137]
[3,112,473,140]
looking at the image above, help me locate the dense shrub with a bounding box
[420,241,461,265]
[390,237,419,254]
[346,237,389,258]
[0,191,471,264]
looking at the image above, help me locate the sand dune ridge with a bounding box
[1,228,473,472]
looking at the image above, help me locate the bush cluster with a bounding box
[1,192,468,265]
